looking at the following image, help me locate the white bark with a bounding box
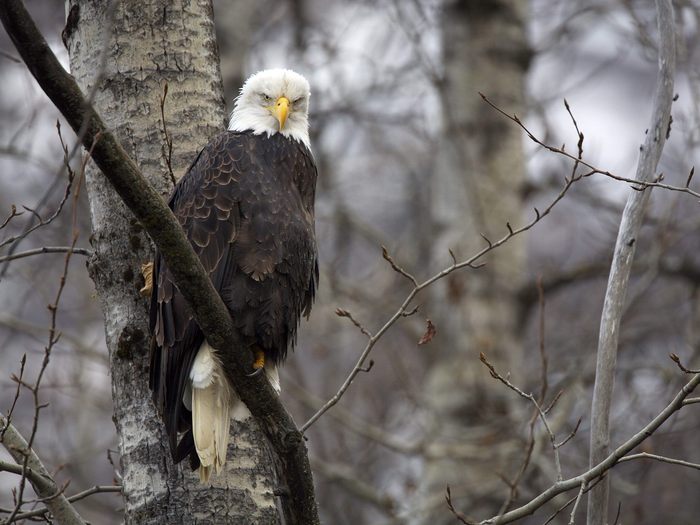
[64,1,280,522]
[586,1,676,524]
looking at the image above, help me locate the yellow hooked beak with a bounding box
[271,96,290,130]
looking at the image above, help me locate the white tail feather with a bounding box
[190,343,233,483]
[266,366,281,395]
[188,345,282,483]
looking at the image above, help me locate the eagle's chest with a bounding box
[241,145,313,235]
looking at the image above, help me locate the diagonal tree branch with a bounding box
[587,1,676,523]
[0,2,319,524]
[0,413,86,525]
[477,371,700,524]
[0,482,121,523]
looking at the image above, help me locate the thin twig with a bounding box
[0,415,86,525]
[568,481,587,525]
[302,169,585,432]
[2,114,93,523]
[0,168,75,251]
[540,477,605,525]
[492,279,556,522]
[479,353,565,481]
[1,354,25,441]
[2,485,121,522]
[0,120,81,281]
[536,276,549,405]
[0,246,91,264]
[480,93,694,199]
[669,352,700,373]
[335,308,373,338]
[0,205,22,229]
[381,245,418,286]
[617,452,700,470]
[159,81,176,185]
[475,372,700,524]
[446,486,475,525]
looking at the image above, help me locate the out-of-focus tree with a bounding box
[422,0,529,520]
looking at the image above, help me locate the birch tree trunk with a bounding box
[422,0,530,521]
[64,1,280,522]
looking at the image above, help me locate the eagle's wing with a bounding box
[149,131,319,460]
[149,132,242,453]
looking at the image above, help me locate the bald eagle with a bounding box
[149,69,318,482]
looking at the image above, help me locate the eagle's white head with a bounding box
[228,68,311,150]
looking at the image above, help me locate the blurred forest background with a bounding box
[1,0,700,523]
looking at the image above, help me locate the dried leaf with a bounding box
[418,319,436,345]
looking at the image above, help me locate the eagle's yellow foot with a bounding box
[247,349,265,377]
[140,261,154,297]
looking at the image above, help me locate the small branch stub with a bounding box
[670,353,700,374]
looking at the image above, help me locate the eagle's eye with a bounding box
[261,94,273,103]
[292,97,304,105]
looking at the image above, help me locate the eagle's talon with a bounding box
[252,348,265,369]
[247,348,266,377]
[140,261,154,297]
[246,367,264,378]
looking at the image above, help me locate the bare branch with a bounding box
[1,485,121,522]
[540,477,605,525]
[0,169,75,251]
[381,245,418,286]
[446,486,475,525]
[480,92,693,202]
[303,165,584,432]
[0,414,86,525]
[556,418,582,449]
[587,1,676,522]
[475,372,700,524]
[479,353,566,481]
[563,98,584,160]
[159,80,176,185]
[685,166,694,188]
[335,308,373,338]
[0,121,84,284]
[617,452,700,471]
[0,246,92,264]
[569,481,587,525]
[0,205,23,230]
[669,352,700,373]
[536,277,548,403]
[1,354,25,441]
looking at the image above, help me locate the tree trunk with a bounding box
[422,0,530,521]
[64,1,280,522]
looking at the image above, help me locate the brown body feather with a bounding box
[149,130,318,469]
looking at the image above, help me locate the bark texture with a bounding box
[64,1,280,522]
[422,0,530,520]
